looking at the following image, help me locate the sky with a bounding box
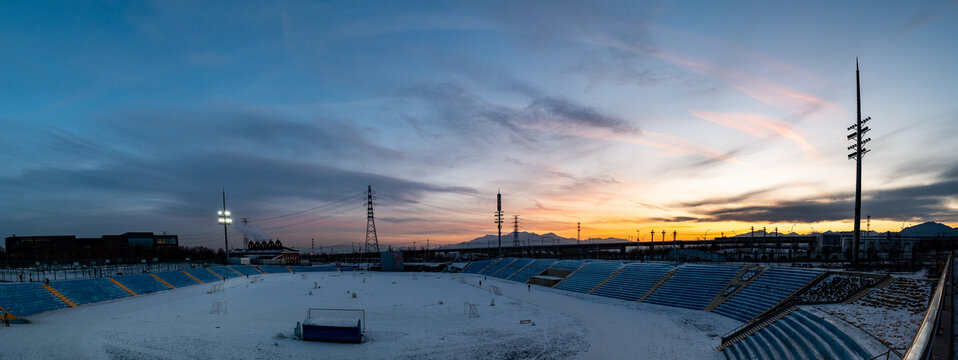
[1,1,957,251]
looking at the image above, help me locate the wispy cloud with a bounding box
[690,110,824,161]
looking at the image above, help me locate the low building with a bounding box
[4,232,179,265]
[228,239,300,265]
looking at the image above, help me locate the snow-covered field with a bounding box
[0,272,737,360]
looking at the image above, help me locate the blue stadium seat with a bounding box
[479,258,516,275]
[506,259,556,283]
[229,265,262,276]
[713,267,823,322]
[723,308,873,360]
[592,262,675,301]
[185,268,222,283]
[492,258,534,278]
[154,271,201,288]
[554,261,623,294]
[461,259,495,274]
[0,283,69,317]
[209,266,242,279]
[113,274,170,294]
[643,264,741,310]
[258,265,291,274]
[548,259,587,271]
[48,278,133,305]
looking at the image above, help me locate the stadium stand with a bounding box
[185,268,222,283]
[209,266,242,279]
[491,258,533,279]
[48,278,134,306]
[548,259,587,271]
[554,260,623,294]
[713,267,824,322]
[290,265,340,272]
[461,259,495,274]
[479,258,515,275]
[0,283,70,317]
[724,308,872,360]
[257,265,292,274]
[112,273,171,295]
[797,273,883,303]
[229,265,262,276]
[506,259,556,283]
[644,264,742,310]
[592,262,675,302]
[155,271,200,288]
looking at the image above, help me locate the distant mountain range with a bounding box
[442,231,626,249]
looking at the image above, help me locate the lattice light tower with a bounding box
[364,185,380,254]
[847,59,872,265]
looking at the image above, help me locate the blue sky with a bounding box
[1,1,957,250]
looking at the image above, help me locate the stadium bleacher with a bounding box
[479,258,515,275]
[185,268,222,283]
[209,266,243,279]
[506,259,556,283]
[548,259,587,271]
[112,273,171,294]
[48,278,134,306]
[0,283,70,317]
[257,265,292,274]
[155,271,201,288]
[229,265,262,276]
[554,260,623,294]
[713,267,823,322]
[643,264,741,310]
[592,262,675,302]
[491,258,533,279]
[724,308,872,360]
[461,259,495,274]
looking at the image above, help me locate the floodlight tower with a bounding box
[847,59,873,265]
[217,189,233,262]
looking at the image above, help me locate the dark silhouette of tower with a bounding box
[848,59,872,265]
[577,222,581,242]
[495,191,503,257]
[513,215,520,249]
[365,185,380,254]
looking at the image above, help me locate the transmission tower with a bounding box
[847,58,872,265]
[364,185,380,254]
[495,191,503,257]
[513,215,520,248]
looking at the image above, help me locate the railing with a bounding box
[901,254,952,360]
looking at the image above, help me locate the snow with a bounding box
[0,271,737,359]
[814,276,934,350]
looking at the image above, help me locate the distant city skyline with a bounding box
[1,1,957,250]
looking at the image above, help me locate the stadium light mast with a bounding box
[495,190,503,257]
[217,189,233,262]
[847,59,872,266]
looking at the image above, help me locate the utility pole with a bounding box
[495,190,503,257]
[650,230,655,242]
[673,230,677,242]
[848,58,872,266]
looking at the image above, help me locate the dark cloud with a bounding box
[0,152,475,219]
[683,166,958,223]
[407,82,639,141]
[524,97,639,134]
